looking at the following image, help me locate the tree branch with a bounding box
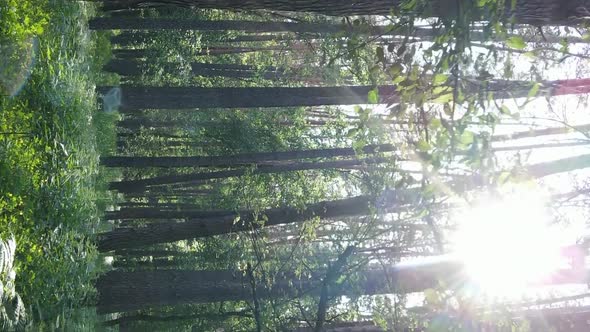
[314,246,356,332]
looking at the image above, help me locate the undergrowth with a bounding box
[1,0,117,328]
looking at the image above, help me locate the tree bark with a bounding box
[90,18,349,33]
[97,78,590,111]
[526,154,590,178]
[105,207,237,221]
[104,59,285,80]
[100,144,395,168]
[98,0,590,26]
[96,259,465,313]
[97,192,419,251]
[108,157,388,192]
[96,85,399,110]
[492,123,590,141]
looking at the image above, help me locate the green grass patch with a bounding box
[1,0,116,327]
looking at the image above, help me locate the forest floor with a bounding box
[1,0,117,327]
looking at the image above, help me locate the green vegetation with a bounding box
[1,0,116,327]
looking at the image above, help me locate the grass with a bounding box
[1,0,117,327]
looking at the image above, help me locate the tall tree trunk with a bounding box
[105,207,237,220]
[224,34,293,43]
[96,260,465,313]
[97,193,417,251]
[96,85,399,110]
[90,18,350,33]
[108,157,387,192]
[492,123,590,141]
[200,46,286,56]
[98,0,589,26]
[104,59,285,79]
[97,78,590,111]
[100,144,395,168]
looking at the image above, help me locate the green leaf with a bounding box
[506,36,526,50]
[401,0,417,10]
[523,51,536,59]
[367,89,379,104]
[433,74,448,85]
[433,93,453,103]
[346,128,358,138]
[528,83,540,98]
[389,63,403,77]
[459,131,474,145]
[417,139,431,152]
[500,104,511,115]
[430,118,442,130]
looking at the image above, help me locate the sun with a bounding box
[451,189,568,297]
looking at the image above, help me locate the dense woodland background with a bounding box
[3,0,590,331]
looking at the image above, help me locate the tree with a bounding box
[108,157,387,193]
[100,144,395,168]
[98,78,590,110]
[104,59,285,79]
[98,195,381,251]
[97,85,398,110]
[98,0,590,26]
[96,260,465,313]
[90,18,350,34]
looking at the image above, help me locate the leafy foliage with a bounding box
[0,236,27,330]
[0,0,115,327]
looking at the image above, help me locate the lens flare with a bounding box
[451,189,567,297]
[0,38,38,97]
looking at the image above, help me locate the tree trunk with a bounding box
[100,144,395,168]
[96,85,398,110]
[105,207,237,220]
[97,193,419,251]
[90,18,348,33]
[108,157,387,192]
[492,123,590,141]
[98,78,590,111]
[98,0,589,26]
[200,46,286,56]
[526,154,590,178]
[104,59,285,79]
[224,34,293,43]
[96,260,465,313]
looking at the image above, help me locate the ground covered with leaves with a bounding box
[0,0,116,327]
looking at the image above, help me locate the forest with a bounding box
[2,0,590,331]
